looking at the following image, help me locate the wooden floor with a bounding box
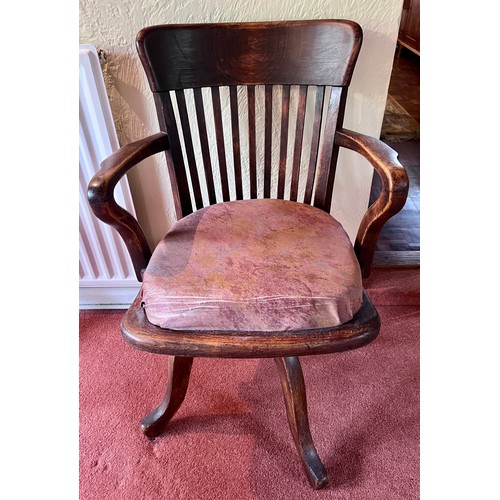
[372,48,420,267]
[387,49,420,123]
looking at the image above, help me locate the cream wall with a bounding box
[80,0,403,248]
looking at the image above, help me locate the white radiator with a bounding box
[79,44,141,308]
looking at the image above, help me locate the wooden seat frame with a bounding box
[88,20,409,489]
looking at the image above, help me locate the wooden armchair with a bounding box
[88,20,408,489]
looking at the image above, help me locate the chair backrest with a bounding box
[136,20,362,218]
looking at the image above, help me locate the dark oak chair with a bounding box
[88,20,409,489]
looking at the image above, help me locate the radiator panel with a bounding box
[79,44,140,307]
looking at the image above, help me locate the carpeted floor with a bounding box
[80,268,419,499]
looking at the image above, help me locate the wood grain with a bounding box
[193,87,217,205]
[289,85,307,202]
[229,86,243,200]
[121,292,380,358]
[136,20,362,91]
[277,85,291,199]
[141,356,194,438]
[275,357,328,489]
[211,87,231,201]
[87,132,169,280]
[175,90,204,210]
[247,85,257,198]
[154,93,193,217]
[334,128,410,277]
[303,86,325,204]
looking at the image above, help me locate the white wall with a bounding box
[80,0,403,248]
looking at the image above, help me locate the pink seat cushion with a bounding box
[141,199,363,332]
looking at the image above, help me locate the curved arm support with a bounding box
[334,128,409,278]
[87,132,170,281]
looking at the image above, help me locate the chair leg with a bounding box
[140,355,194,438]
[274,356,328,489]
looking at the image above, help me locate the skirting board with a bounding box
[80,283,141,309]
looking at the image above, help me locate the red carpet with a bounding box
[80,268,419,499]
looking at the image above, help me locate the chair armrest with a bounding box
[87,132,170,281]
[334,128,409,278]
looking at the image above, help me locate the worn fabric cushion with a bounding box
[141,199,363,332]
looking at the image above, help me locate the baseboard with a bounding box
[79,283,141,309]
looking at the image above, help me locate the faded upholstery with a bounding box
[141,199,363,332]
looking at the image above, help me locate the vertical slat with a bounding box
[321,88,348,212]
[303,86,325,204]
[211,87,231,202]
[247,85,257,199]
[155,93,192,217]
[263,84,273,198]
[229,86,243,200]
[313,86,343,212]
[193,88,217,205]
[277,85,291,200]
[289,85,308,202]
[175,89,204,210]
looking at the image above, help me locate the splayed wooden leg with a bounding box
[274,356,328,489]
[141,355,194,438]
